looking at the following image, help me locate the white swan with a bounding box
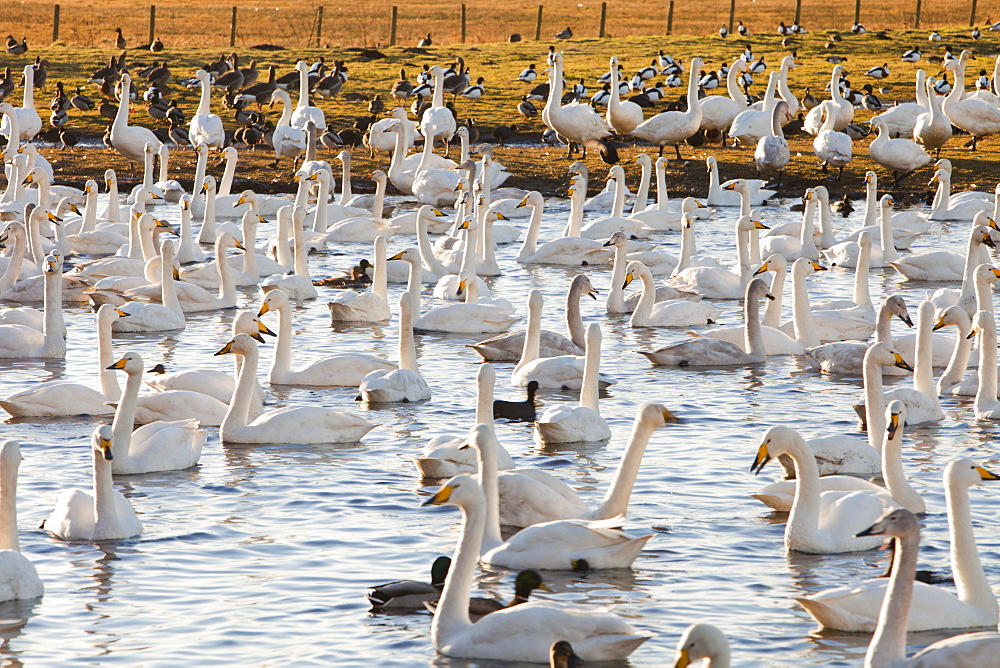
[606,56,644,133]
[935,306,975,396]
[0,440,44,599]
[705,156,775,207]
[750,426,893,554]
[106,352,206,474]
[872,69,930,138]
[217,334,375,444]
[796,459,1000,631]
[813,101,853,178]
[260,206,318,300]
[421,467,649,662]
[640,278,771,366]
[913,79,953,159]
[631,58,705,158]
[0,254,64,359]
[700,60,748,138]
[869,117,931,185]
[927,168,993,221]
[259,288,396,386]
[189,70,225,150]
[289,61,326,131]
[358,292,431,403]
[805,295,913,374]
[970,310,1000,419]
[44,425,142,541]
[0,66,41,141]
[729,71,781,144]
[113,238,186,333]
[419,65,457,147]
[544,54,612,157]
[674,624,730,668]
[754,101,790,182]
[413,271,517,334]
[322,171,397,243]
[625,261,719,327]
[535,323,612,444]
[326,236,391,322]
[268,89,307,168]
[889,219,995,282]
[804,65,853,134]
[943,53,1000,150]
[514,190,612,266]
[127,232,242,312]
[110,73,162,164]
[666,215,767,300]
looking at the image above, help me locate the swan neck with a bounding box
[219,152,237,197]
[975,319,999,415]
[865,532,918,668]
[608,244,629,311]
[791,265,819,347]
[785,434,823,550]
[631,159,650,215]
[566,281,585,348]
[879,203,899,262]
[111,367,143,465]
[92,442,118,540]
[634,269,656,325]
[762,264,785,328]
[431,486,483,645]
[270,303,294,381]
[579,331,601,412]
[913,306,940,409]
[476,435,503,553]
[800,199,818,260]
[945,471,998,615]
[611,174,625,219]
[399,301,418,373]
[939,316,972,394]
[863,353,888,453]
[655,161,669,209]
[42,266,65,357]
[514,300,541,373]
[743,291,766,360]
[416,215,444,278]
[864,180,877,227]
[594,415,657,519]
[882,422,924,514]
[223,340,258,434]
[0,451,20,551]
[338,155,351,205]
[371,175,386,219]
[854,242,872,309]
[97,310,121,401]
[312,173,330,233]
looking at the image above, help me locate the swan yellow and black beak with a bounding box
[810,261,828,272]
[98,434,113,461]
[432,209,446,217]
[115,308,129,318]
[968,327,977,340]
[887,411,901,439]
[457,279,467,296]
[932,315,947,331]
[494,212,509,221]
[750,442,771,474]
[982,232,996,249]
[172,266,181,281]
[255,319,277,340]
[516,196,529,208]
[722,182,736,191]
[106,357,128,370]
[234,239,246,251]
[387,251,405,261]
[421,483,455,506]
[752,218,769,230]
[977,466,999,480]
[214,340,235,356]
[753,261,771,276]
[622,271,634,289]
[928,173,939,186]
[893,352,913,371]
[258,302,271,316]
[676,647,692,668]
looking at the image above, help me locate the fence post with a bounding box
[229,6,237,47]
[727,0,735,36]
[316,6,323,47]
[914,0,922,28]
[390,6,398,46]
[854,0,861,25]
[969,0,977,26]
[599,2,607,38]
[794,0,802,25]
[535,5,543,40]
[666,0,674,34]
[148,5,156,45]
[461,4,467,42]
[52,4,60,42]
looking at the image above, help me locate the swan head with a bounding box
[945,457,999,490]
[570,273,599,299]
[973,211,999,231]
[215,332,257,357]
[421,472,484,508]
[745,277,774,302]
[812,185,829,203]
[737,214,769,232]
[689,57,705,72]
[932,304,966,332]
[864,341,913,372]
[516,191,543,209]
[387,248,420,265]
[93,425,114,461]
[855,507,918,539]
[258,288,290,316]
[623,260,647,288]
[753,253,787,276]
[234,310,276,341]
[107,351,143,374]
[295,60,308,73]
[750,425,804,474]
[201,176,216,193]
[603,231,628,248]
[638,402,679,428]
[864,170,876,185]
[675,623,730,668]
[886,400,906,440]
[884,295,913,328]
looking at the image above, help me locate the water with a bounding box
[1,187,998,666]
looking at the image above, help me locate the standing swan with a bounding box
[0,440,43,599]
[289,61,326,131]
[606,56,643,134]
[110,73,162,165]
[189,70,224,150]
[631,58,705,158]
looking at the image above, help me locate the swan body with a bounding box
[110,74,162,163]
[359,292,431,403]
[326,236,391,322]
[625,261,719,327]
[189,70,225,149]
[0,440,44,600]
[515,190,612,266]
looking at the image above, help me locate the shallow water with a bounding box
[1,186,999,666]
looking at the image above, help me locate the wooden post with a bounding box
[535,5,543,40]
[727,0,735,36]
[969,0,978,26]
[52,4,60,42]
[854,0,861,25]
[666,0,674,34]
[315,6,323,47]
[148,5,156,46]
[229,6,237,47]
[599,2,607,38]
[389,6,398,46]
[914,0,922,28]
[794,0,802,24]
[461,4,467,43]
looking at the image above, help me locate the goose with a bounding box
[625,261,719,327]
[705,157,775,206]
[106,352,206,474]
[260,207,318,300]
[813,101,853,179]
[804,65,853,134]
[796,459,1000,631]
[216,334,375,444]
[511,290,610,389]
[0,66,40,141]
[110,73,162,164]
[605,56,644,134]
[699,60,748,139]
[543,54,612,158]
[513,190,613,266]
[289,61,326,131]
[640,278,771,366]
[366,556,451,611]
[189,70,224,150]
[440,428,652,570]
[326,236,391,322]
[0,254,64,359]
[420,470,649,662]
[666,215,767,300]
[44,425,142,541]
[534,323,612,443]
[857,508,1000,666]
[674,624,730,668]
[414,364,516,478]
[267,89,307,169]
[754,101,791,183]
[750,426,894,553]
[0,440,43,600]
[259,288,396,386]
[869,117,931,185]
[943,54,1000,150]
[729,71,782,144]
[112,238,185,332]
[470,274,594,361]
[630,58,705,158]
[927,169,993,221]
[358,292,431,403]
[805,295,914,374]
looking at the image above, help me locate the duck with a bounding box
[796,459,1000,631]
[366,556,451,611]
[260,288,396,387]
[358,292,431,403]
[674,624,730,668]
[43,425,143,541]
[421,469,649,661]
[640,278,771,366]
[189,70,224,150]
[492,381,538,420]
[216,334,375,444]
[630,58,705,158]
[106,352,207,474]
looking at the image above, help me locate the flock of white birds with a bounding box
[2,27,1000,665]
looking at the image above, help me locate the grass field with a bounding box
[1,10,999,205]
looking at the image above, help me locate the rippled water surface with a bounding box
[2,186,999,666]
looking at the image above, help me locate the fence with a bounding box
[0,0,990,51]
